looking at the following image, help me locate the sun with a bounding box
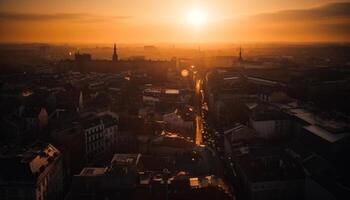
[181,69,189,77]
[187,8,206,27]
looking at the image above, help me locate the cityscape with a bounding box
[0,1,350,200]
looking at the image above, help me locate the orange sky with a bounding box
[0,0,349,43]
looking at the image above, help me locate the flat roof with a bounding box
[288,108,350,143]
[80,167,106,176]
[304,125,348,143]
[290,108,318,125]
[111,154,141,167]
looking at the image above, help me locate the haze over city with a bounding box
[1,0,350,43]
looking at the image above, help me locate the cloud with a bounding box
[214,1,350,42]
[251,1,350,22]
[0,12,132,23]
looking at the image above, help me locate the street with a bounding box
[195,79,203,145]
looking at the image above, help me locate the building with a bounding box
[258,89,292,103]
[59,44,176,74]
[249,103,292,139]
[82,114,119,162]
[231,145,305,200]
[223,123,257,158]
[66,154,232,200]
[75,53,91,62]
[82,116,105,162]
[284,106,350,155]
[280,103,350,199]
[0,142,64,200]
[66,154,141,200]
[147,131,194,155]
[50,123,85,177]
[140,171,232,200]
[163,107,195,134]
[19,106,49,130]
[142,87,190,107]
[112,43,118,62]
[101,114,118,151]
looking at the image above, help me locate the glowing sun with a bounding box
[187,8,206,27]
[181,69,189,77]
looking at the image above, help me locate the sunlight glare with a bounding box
[181,69,189,77]
[187,8,206,27]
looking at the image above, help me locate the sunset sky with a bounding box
[0,0,349,43]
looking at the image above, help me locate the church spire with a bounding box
[112,43,118,62]
[238,46,243,62]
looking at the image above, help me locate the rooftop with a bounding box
[223,123,257,141]
[100,114,118,128]
[232,145,304,182]
[0,142,61,183]
[111,154,141,167]
[286,106,350,143]
[80,167,107,176]
[250,103,290,121]
[304,125,349,143]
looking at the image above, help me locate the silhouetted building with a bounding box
[66,154,232,200]
[0,142,64,200]
[112,43,118,62]
[238,46,243,63]
[58,44,175,76]
[75,53,91,62]
[66,154,141,199]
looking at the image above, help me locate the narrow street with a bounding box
[195,79,203,145]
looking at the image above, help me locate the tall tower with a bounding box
[112,43,118,62]
[238,46,243,62]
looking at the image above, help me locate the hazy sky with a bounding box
[0,0,349,43]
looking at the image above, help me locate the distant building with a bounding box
[0,142,64,200]
[112,43,118,62]
[59,44,175,74]
[74,52,91,62]
[144,45,157,51]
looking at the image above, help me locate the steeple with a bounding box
[112,43,118,62]
[238,46,243,62]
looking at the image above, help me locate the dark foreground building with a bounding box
[66,154,232,200]
[0,142,64,200]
